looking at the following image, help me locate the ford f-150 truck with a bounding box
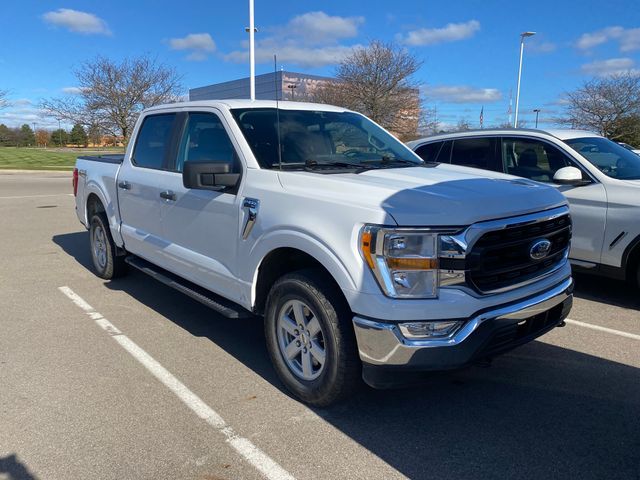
[73,100,574,406]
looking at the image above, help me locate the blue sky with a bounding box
[1,0,639,130]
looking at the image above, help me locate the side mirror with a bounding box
[553,166,589,186]
[183,161,240,191]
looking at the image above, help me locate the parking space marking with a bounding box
[58,286,296,480]
[565,318,640,341]
[0,193,74,199]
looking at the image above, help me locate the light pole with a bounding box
[248,0,256,100]
[32,122,36,147]
[533,108,541,128]
[514,31,536,128]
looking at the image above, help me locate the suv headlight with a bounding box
[360,226,441,298]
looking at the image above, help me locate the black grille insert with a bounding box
[467,214,571,293]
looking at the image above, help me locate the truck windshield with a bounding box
[564,137,640,180]
[230,108,424,171]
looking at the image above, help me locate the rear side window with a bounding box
[132,114,177,169]
[415,142,443,162]
[451,137,498,171]
[175,112,240,173]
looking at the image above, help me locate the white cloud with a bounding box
[42,9,111,35]
[225,11,364,68]
[581,57,639,76]
[528,41,557,53]
[576,26,640,52]
[400,20,480,47]
[426,85,502,103]
[286,11,363,45]
[62,87,84,95]
[169,33,216,61]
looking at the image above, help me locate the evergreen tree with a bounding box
[20,124,35,146]
[70,123,88,147]
[50,128,69,146]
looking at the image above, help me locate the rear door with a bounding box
[117,112,181,264]
[158,110,246,304]
[499,136,608,265]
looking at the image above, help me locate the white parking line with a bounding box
[565,318,640,341]
[58,286,295,480]
[0,193,74,199]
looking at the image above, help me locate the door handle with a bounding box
[118,181,131,190]
[242,198,260,239]
[160,190,176,201]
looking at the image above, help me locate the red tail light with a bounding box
[72,168,78,196]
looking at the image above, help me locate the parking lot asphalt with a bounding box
[1,172,638,480]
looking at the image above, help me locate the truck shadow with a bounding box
[0,454,39,480]
[572,272,640,310]
[52,232,640,480]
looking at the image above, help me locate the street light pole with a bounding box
[58,119,62,147]
[249,0,255,101]
[514,31,536,128]
[533,108,541,128]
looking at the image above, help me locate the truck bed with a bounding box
[77,154,124,164]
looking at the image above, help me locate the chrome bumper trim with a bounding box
[352,276,573,366]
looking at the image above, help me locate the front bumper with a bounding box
[352,276,573,388]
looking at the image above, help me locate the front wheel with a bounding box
[89,213,127,279]
[264,269,361,406]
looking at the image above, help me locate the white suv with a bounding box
[408,129,640,286]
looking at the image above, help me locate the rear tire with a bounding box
[89,213,127,279]
[264,269,361,407]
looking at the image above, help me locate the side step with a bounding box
[125,256,252,319]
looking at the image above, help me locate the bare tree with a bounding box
[456,119,471,131]
[311,41,423,140]
[558,73,640,142]
[41,56,183,142]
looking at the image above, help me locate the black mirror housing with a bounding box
[183,162,240,191]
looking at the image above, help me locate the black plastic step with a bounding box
[125,256,252,319]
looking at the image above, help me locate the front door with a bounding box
[159,110,245,304]
[500,136,607,265]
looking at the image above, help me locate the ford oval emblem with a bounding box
[530,239,552,260]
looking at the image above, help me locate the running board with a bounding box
[125,256,252,319]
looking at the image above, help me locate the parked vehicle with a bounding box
[73,101,573,406]
[409,129,640,287]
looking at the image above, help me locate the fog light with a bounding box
[398,320,463,339]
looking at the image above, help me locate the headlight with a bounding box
[360,226,440,298]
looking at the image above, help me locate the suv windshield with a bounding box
[230,108,424,171]
[564,137,640,180]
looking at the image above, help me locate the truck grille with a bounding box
[466,213,571,293]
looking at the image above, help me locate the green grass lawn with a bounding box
[0,147,124,170]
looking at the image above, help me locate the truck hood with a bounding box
[278,164,567,226]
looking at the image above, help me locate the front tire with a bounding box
[89,213,127,279]
[264,269,361,406]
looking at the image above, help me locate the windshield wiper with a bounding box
[379,156,424,166]
[304,159,379,173]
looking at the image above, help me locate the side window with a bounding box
[502,138,572,183]
[450,137,497,171]
[415,142,443,162]
[132,113,177,169]
[176,112,239,173]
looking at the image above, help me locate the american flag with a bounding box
[480,106,484,128]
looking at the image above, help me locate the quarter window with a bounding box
[502,138,573,182]
[450,137,497,170]
[415,142,443,162]
[176,112,239,173]
[132,113,177,169]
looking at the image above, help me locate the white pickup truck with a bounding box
[73,100,574,406]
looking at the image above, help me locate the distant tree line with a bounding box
[0,123,90,147]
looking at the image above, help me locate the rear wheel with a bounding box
[89,213,127,279]
[264,269,361,406]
